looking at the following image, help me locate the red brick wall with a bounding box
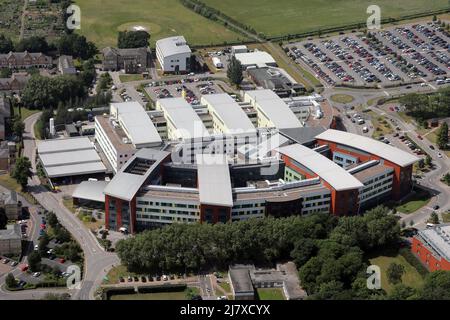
[316,139,412,200]
[199,204,231,223]
[411,236,450,271]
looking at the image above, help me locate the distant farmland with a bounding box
[75,0,245,48]
[201,0,450,37]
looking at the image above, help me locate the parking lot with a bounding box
[285,21,450,87]
[144,78,224,105]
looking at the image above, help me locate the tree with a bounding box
[420,271,450,300]
[16,36,50,53]
[5,273,16,288]
[117,30,150,48]
[56,33,97,60]
[290,238,317,267]
[11,157,32,189]
[437,122,448,149]
[0,207,6,229]
[409,220,414,227]
[0,34,13,53]
[389,284,417,300]
[38,233,50,255]
[227,56,243,87]
[28,251,42,272]
[442,173,450,186]
[12,115,25,141]
[47,212,58,229]
[386,263,405,285]
[424,154,432,167]
[428,212,440,225]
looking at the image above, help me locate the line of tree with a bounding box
[55,33,98,60]
[399,86,450,122]
[117,30,150,49]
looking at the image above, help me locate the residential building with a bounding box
[0,72,30,93]
[156,36,192,73]
[0,224,21,256]
[0,51,52,69]
[0,190,21,220]
[58,55,76,75]
[101,47,149,73]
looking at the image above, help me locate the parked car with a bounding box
[11,261,18,267]
[59,258,66,264]
[20,264,29,272]
[32,272,41,277]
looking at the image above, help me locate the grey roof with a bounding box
[244,89,302,129]
[72,180,109,203]
[418,224,450,262]
[200,93,256,134]
[277,143,364,191]
[229,266,254,294]
[157,98,209,140]
[112,102,162,147]
[196,154,233,207]
[316,129,420,167]
[0,190,17,205]
[156,36,191,57]
[37,137,94,154]
[44,162,106,178]
[0,224,21,240]
[279,126,326,145]
[39,149,103,167]
[104,148,170,201]
[38,137,106,178]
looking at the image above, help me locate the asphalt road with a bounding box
[17,113,119,300]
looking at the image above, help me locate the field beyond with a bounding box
[75,0,245,48]
[202,0,449,37]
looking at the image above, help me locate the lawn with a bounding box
[368,112,393,139]
[442,213,450,223]
[75,0,245,48]
[13,106,40,121]
[369,251,424,294]
[395,190,431,214]
[218,281,231,293]
[104,265,135,284]
[330,94,354,104]
[119,74,144,83]
[202,0,449,38]
[256,288,285,300]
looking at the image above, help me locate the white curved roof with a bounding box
[277,143,364,191]
[316,129,419,167]
[156,36,191,57]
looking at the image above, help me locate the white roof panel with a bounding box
[40,149,101,167]
[114,102,162,146]
[277,143,364,191]
[37,137,93,154]
[245,89,302,129]
[45,162,106,178]
[196,154,233,207]
[72,180,109,203]
[235,51,276,66]
[201,93,255,133]
[316,129,419,167]
[156,36,191,57]
[158,98,209,139]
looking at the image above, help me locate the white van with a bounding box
[362,127,369,133]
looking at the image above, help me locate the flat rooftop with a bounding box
[95,116,135,153]
[112,102,162,147]
[350,162,393,183]
[316,129,419,167]
[157,98,209,140]
[229,266,254,294]
[418,224,450,262]
[235,51,276,66]
[200,93,256,134]
[277,143,364,191]
[244,89,302,130]
[72,180,109,203]
[196,154,233,207]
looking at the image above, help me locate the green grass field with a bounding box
[110,291,188,300]
[256,288,285,300]
[369,251,424,294]
[75,0,245,48]
[395,190,431,214]
[202,0,449,37]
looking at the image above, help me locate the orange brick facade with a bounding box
[316,139,413,200]
[411,237,450,271]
